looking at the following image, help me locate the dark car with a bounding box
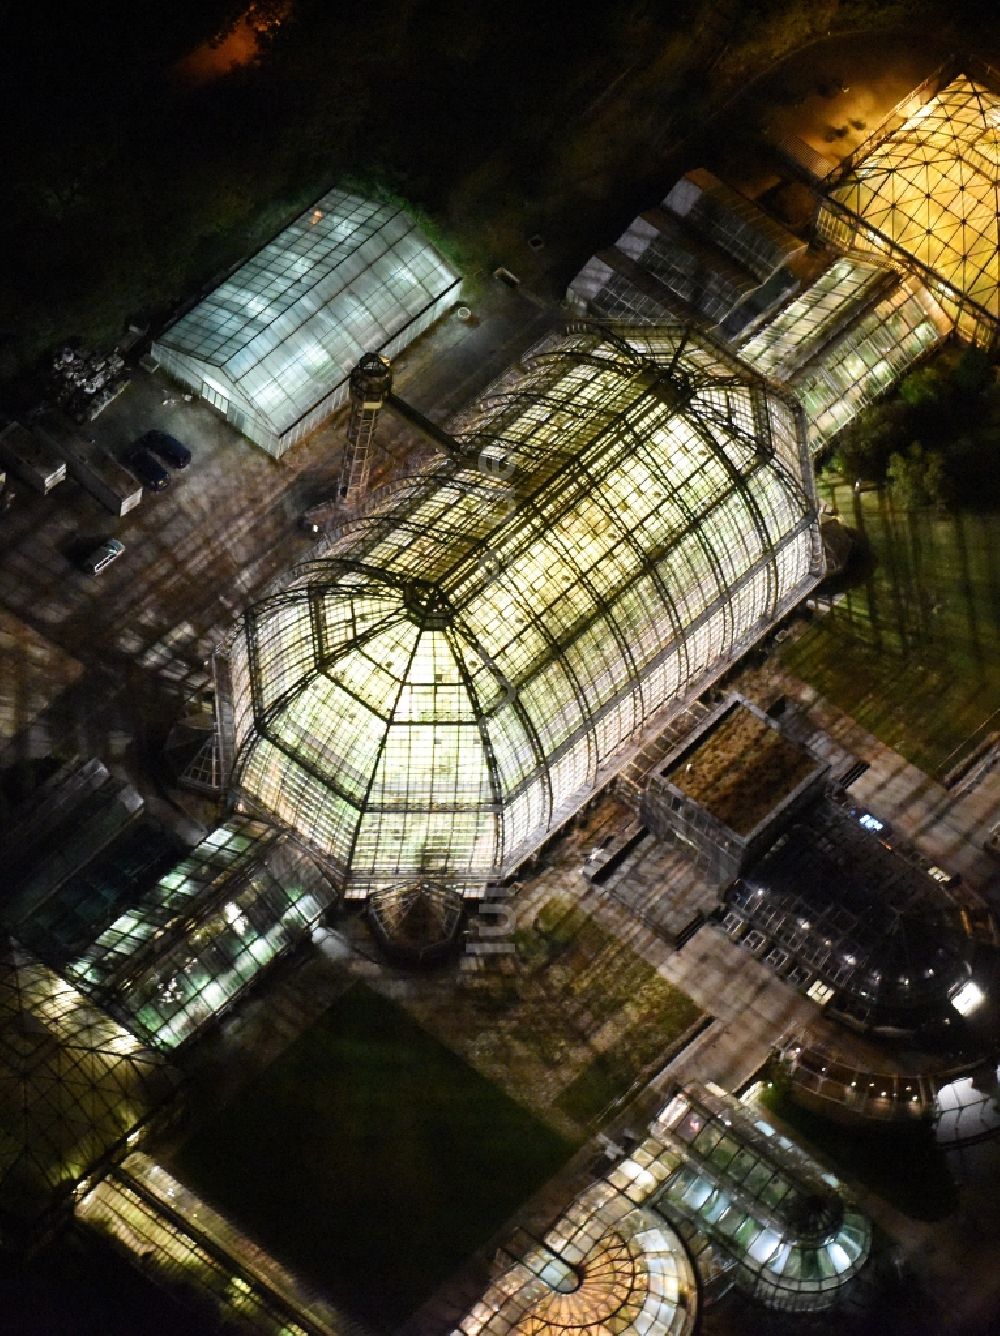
[140,429,191,470]
[79,537,125,576]
[123,445,170,492]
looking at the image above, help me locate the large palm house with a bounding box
[216,325,823,898]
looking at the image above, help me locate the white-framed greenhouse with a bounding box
[217,323,823,900]
[152,189,461,456]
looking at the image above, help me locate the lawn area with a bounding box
[520,896,705,1125]
[782,481,1000,775]
[170,983,579,1331]
[554,983,706,1126]
[758,1080,958,1222]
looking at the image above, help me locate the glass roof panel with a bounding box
[226,327,821,891]
[156,189,459,434]
[827,75,1000,324]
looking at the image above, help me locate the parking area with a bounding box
[0,282,553,814]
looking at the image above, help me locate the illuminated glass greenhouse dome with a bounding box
[456,1185,699,1336]
[219,326,822,897]
[820,64,1000,348]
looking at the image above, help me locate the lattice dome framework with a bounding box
[220,326,822,897]
[820,68,1000,348]
[455,1185,698,1336]
[0,938,175,1239]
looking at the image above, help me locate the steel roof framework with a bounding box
[225,326,821,896]
[821,67,1000,348]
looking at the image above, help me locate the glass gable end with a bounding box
[153,190,460,452]
[789,275,949,451]
[225,325,822,896]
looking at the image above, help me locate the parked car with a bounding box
[80,537,125,576]
[927,864,960,888]
[140,429,191,470]
[846,804,892,839]
[123,444,170,492]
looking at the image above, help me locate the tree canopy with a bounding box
[1,0,998,391]
[830,346,1000,510]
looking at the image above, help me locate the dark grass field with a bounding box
[782,483,1000,776]
[512,895,705,1126]
[171,982,579,1331]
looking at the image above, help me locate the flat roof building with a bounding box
[643,697,828,884]
[723,795,979,1033]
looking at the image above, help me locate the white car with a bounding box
[927,864,959,888]
[81,537,125,576]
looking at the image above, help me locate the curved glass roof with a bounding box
[226,326,821,893]
[455,1183,698,1336]
[825,73,1000,331]
[458,1079,870,1329]
[727,798,972,1029]
[155,188,460,437]
[0,937,174,1236]
[650,1085,871,1311]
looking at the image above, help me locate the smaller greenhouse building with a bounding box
[152,190,461,456]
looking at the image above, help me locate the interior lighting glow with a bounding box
[950,979,985,1015]
[825,74,1000,339]
[225,327,821,896]
[152,189,461,456]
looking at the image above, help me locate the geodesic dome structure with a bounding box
[220,325,822,897]
[820,66,1000,348]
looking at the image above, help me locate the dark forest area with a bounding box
[0,0,995,390]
